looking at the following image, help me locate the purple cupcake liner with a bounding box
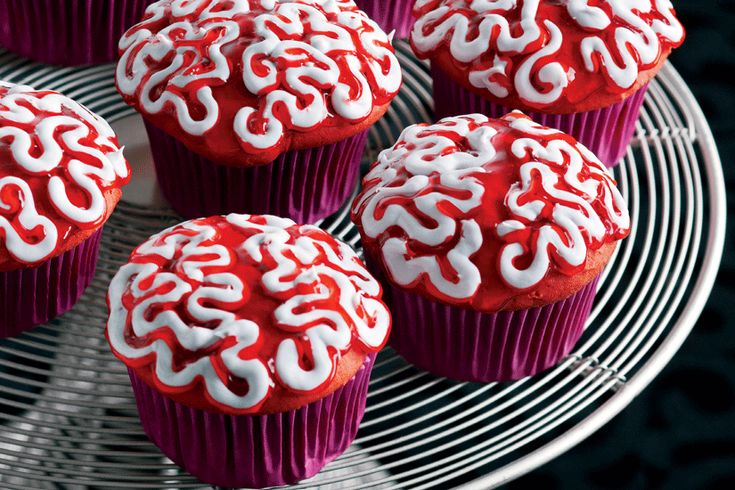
[355,0,416,39]
[145,122,368,224]
[387,278,600,382]
[128,354,375,488]
[0,0,152,66]
[0,228,103,338]
[431,66,648,168]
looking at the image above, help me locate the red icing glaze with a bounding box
[352,112,630,312]
[116,0,402,166]
[411,0,685,113]
[106,214,390,415]
[0,83,130,271]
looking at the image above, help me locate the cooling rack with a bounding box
[0,42,725,489]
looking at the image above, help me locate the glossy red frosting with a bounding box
[352,112,631,312]
[106,214,391,415]
[0,83,130,272]
[411,0,685,113]
[116,0,402,166]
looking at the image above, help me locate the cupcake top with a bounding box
[411,0,685,113]
[0,82,130,272]
[107,214,391,415]
[351,112,631,312]
[116,0,402,166]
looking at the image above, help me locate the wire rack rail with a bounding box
[0,42,725,489]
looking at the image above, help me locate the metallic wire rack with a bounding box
[0,41,726,489]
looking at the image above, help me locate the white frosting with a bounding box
[353,112,630,300]
[580,0,685,88]
[107,214,389,411]
[497,115,630,289]
[0,82,129,264]
[354,115,492,298]
[411,0,685,105]
[117,0,401,151]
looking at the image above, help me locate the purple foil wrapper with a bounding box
[128,353,376,488]
[0,0,153,66]
[355,0,416,39]
[0,228,102,338]
[431,66,648,168]
[145,122,368,224]
[387,278,600,382]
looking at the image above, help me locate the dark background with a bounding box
[509,3,735,489]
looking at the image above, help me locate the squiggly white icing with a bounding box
[107,214,390,412]
[497,115,630,288]
[352,112,630,303]
[0,82,129,265]
[579,0,684,88]
[411,0,684,107]
[117,0,401,153]
[353,115,493,298]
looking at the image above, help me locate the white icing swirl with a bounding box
[107,214,390,411]
[0,82,129,265]
[411,0,685,106]
[117,0,401,152]
[353,115,492,298]
[352,112,630,302]
[497,115,630,289]
[579,0,684,88]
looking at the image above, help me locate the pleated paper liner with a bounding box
[145,122,368,224]
[128,353,376,488]
[388,278,600,382]
[0,228,103,338]
[431,66,647,168]
[0,0,153,66]
[355,0,416,39]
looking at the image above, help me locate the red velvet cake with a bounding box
[1,82,130,337]
[106,213,391,487]
[410,0,686,166]
[116,0,403,222]
[352,112,631,381]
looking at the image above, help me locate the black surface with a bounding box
[509,3,735,489]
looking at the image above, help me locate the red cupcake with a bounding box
[116,0,402,223]
[0,82,130,337]
[352,112,630,381]
[355,0,416,39]
[410,0,685,167]
[106,214,391,487]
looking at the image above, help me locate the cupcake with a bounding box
[0,0,154,65]
[0,82,130,338]
[106,214,391,487]
[116,0,402,223]
[355,0,416,39]
[410,0,685,167]
[352,112,630,381]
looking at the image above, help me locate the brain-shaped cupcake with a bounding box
[116,0,402,165]
[352,112,631,312]
[411,0,685,112]
[107,214,391,414]
[0,82,130,269]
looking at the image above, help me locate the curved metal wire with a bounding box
[0,42,724,490]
